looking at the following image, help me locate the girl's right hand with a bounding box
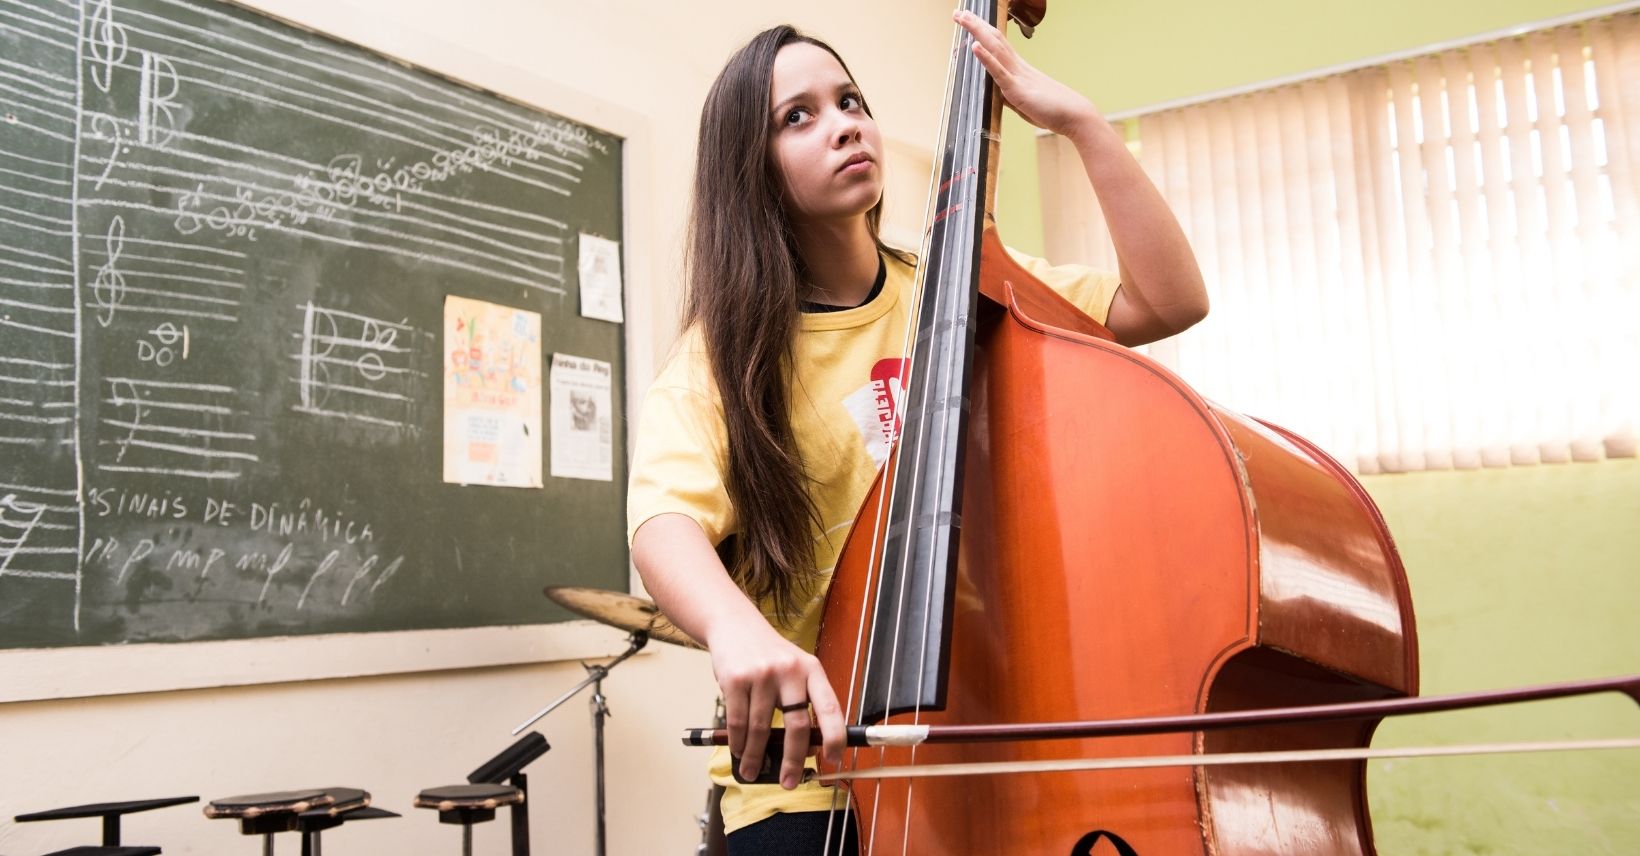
[708,619,846,790]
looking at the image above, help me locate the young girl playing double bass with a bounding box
[628,10,1207,854]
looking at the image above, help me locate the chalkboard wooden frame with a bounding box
[0,0,668,701]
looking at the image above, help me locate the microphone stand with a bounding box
[512,630,649,856]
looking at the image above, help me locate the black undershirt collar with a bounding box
[800,256,886,314]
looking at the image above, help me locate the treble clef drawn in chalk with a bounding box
[108,379,147,463]
[88,113,128,192]
[87,0,129,95]
[92,216,128,328]
[137,51,181,149]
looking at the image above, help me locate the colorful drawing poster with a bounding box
[443,295,543,488]
[549,353,613,481]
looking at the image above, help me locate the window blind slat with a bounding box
[1466,43,1521,466]
[1414,55,1465,469]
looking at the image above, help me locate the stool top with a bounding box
[298,787,370,818]
[18,795,199,822]
[413,783,523,811]
[43,839,163,846]
[204,789,331,819]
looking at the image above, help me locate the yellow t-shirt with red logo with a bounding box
[626,249,1118,834]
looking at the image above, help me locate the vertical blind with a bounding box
[1038,11,1639,473]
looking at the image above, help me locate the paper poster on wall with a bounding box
[443,295,543,488]
[550,353,613,481]
[577,233,625,323]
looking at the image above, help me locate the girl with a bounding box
[629,10,1208,854]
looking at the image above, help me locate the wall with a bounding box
[1364,459,1640,853]
[0,1,952,854]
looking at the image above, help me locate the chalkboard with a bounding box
[0,0,627,648]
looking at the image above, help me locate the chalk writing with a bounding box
[90,215,128,327]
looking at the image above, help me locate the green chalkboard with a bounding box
[0,0,627,647]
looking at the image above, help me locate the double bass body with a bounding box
[815,236,1419,854]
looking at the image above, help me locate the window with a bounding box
[1038,11,1638,473]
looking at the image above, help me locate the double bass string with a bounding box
[826,6,975,855]
[822,2,1000,852]
[877,2,996,853]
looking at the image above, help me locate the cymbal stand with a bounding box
[512,630,649,856]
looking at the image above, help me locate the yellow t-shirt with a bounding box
[626,249,1118,833]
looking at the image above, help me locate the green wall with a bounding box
[995,2,1640,851]
[998,0,1623,255]
[1363,460,1639,853]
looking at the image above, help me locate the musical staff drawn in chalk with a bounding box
[81,215,247,327]
[100,377,258,481]
[291,302,426,430]
[61,7,579,295]
[0,356,74,448]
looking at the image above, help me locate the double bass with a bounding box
[688,1,1637,852]
[817,1,1411,852]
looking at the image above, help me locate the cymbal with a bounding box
[543,586,704,650]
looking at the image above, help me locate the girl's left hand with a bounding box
[953,10,1100,139]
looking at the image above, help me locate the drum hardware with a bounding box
[510,628,646,856]
[518,586,702,856]
[14,794,198,855]
[404,729,550,856]
[694,697,728,856]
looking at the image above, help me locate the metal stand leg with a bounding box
[509,772,530,856]
[510,631,647,856]
[592,675,609,856]
[462,824,473,856]
[263,833,274,856]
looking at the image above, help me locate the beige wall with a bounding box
[0,2,953,854]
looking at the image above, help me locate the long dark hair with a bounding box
[683,25,904,622]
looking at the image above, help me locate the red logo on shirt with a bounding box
[870,358,908,445]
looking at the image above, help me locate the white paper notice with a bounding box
[578,233,624,323]
[550,353,613,481]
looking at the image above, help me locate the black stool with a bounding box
[14,794,198,855]
[414,732,548,856]
[205,787,392,855]
[413,784,523,856]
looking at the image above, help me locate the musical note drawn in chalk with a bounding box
[107,378,146,463]
[92,216,128,328]
[355,318,399,382]
[87,0,130,95]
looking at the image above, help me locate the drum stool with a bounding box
[414,731,548,856]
